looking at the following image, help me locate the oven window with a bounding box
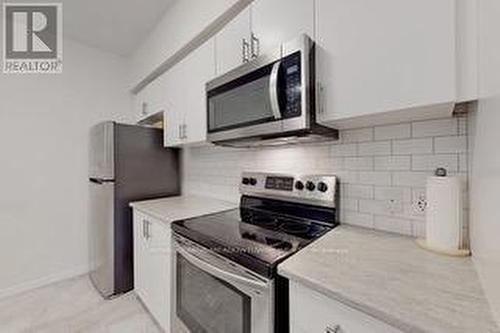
[207,63,277,133]
[177,254,251,333]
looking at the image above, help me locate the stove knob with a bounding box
[306,181,316,191]
[317,182,329,192]
[249,178,257,186]
[295,181,304,190]
[242,177,250,185]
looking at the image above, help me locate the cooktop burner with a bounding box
[172,172,339,278]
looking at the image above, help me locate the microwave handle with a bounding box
[269,61,282,120]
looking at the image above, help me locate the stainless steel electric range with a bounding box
[171,172,339,333]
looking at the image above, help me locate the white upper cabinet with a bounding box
[215,7,252,75]
[251,0,314,57]
[133,78,164,122]
[163,38,216,147]
[183,39,217,145]
[315,0,456,128]
[215,0,314,75]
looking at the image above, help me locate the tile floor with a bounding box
[0,276,161,333]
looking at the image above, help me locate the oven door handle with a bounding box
[177,246,269,291]
[269,60,282,120]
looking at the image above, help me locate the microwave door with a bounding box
[207,61,282,134]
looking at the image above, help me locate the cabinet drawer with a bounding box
[290,281,402,333]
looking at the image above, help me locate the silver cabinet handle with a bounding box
[317,82,325,115]
[142,219,147,239]
[182,124,187,139]
[141,102,148,116]
[242,38,250,63]
[143,220,151,240]
[178,124,182,140]
[325,325,340,333]
[250,33,259,59]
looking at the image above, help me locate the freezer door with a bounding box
[89,179,115,298]
[89,121,114,180]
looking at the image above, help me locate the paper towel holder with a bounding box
[416,170,471,257]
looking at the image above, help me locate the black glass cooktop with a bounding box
[172,196,338,278]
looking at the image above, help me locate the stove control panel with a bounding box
[240,172,338,208]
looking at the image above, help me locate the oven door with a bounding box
[206,35,311,143]
[172,234,274,333]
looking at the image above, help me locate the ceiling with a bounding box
[3,0,175,56]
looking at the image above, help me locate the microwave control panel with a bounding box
[282,52,302,118]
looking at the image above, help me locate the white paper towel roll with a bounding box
[425,176,464,252]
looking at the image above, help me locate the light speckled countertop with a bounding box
[129,195,238,223]
[278,225,499,333]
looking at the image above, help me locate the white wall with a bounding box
[128,0,240,87]
[469,0,500,325]
[0,39,132,297]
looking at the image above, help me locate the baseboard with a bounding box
[0,265,89,300]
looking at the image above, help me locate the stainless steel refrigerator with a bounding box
[88,121,179,298]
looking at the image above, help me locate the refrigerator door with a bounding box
[89,121,115,180]
[89,178,115,298]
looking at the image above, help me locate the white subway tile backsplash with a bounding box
[358,141,391,156]
[375,187,412,202]
[183,116,469,237]
[412,220,426,238]
[393,138,433,155]
[412,154,458,172]
[344,157,373,171]
[336,171,359,184]
[360,199,402,215]
[458,117,467,135]
[343,184,374,199]
[374,216,413,236]
[392,172,430,187]
[341,128,374,143]
[341,198,359,211]
[374,123,411,140]
[374,156,411,171]
[434,136,467,153]
[358,171,392,186]
[412,118,458,137]
[330,143,357,157]
[459,154,468,172]
[342,211,374,228]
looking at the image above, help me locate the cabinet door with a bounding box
[162,67,185,147]
[215,7,251,75]
[135,78,165,122]
[145,218,171,331]
[183,39,216,145]
[251,0,314,57]
[134,85,154,122]
[316,0,455,126]
[133,212,151,307]
[290,281,403,333]
[133,211,171,332]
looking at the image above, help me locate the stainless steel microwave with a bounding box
[206,35,338,147]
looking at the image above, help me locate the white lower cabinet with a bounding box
[133,210,171,331]
[290,281,402,333]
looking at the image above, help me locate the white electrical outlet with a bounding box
[413,195,427,214]
[387,199,402,215]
